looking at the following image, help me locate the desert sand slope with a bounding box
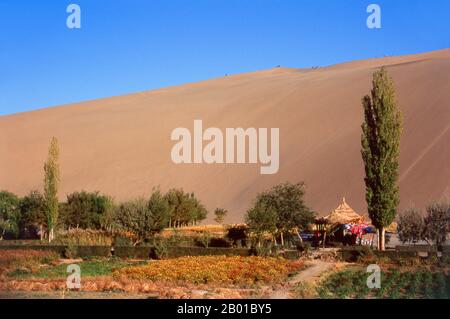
[1,49,449,222]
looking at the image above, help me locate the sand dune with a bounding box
[1,49,449,222]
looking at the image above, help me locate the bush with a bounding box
[0,191,20,239]
[18,190,46,239]
[296,242,312,255]
[154,243,168,259]
[113,234,134,246]
[251,245,274,257]
[423,201,449,246]
[61,191,114,230]
[226,225,248,247]
[165,230,195,247]
[114,192,169,245]
[398,208,425,244]
[64,244,78,259]
[195,231,212,248]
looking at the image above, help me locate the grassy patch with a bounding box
[7,258,143,279]
[0,249,59,273]
[317,268,449,299]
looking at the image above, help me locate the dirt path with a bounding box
[269,260,335,299]
[0,290,157,299]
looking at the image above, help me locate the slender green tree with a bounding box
[214,208,227,224]
[44,137,60,242]
[361,68,402,251]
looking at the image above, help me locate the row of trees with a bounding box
[0,67,443,250]
[0,188,209,242]
[398,202,450,246]
[0,136,211,243]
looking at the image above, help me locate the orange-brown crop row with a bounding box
[114,256,303,286]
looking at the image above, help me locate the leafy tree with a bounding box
[187,194,208,225]
[214,208,227,224]
[423,201,449,246]
[19,190,46,239]
[44,137,60,242]
[165,189,207,227]
[397,208,425,244]
[114,198,151,245]
[259,182,315,246]
[62,191,114,230]
[361,68,402,250]
[147,190,171,234]
[245,198,277,247]
[0,191,20,239]
[114,191,170,245]
[165,189,188,227]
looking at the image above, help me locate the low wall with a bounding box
[339,245,450,262]
[0,244,253,259]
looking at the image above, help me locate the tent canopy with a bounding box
[318,197,365,225]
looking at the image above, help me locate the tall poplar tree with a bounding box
[44,137,60,242]
[361,68,402,251]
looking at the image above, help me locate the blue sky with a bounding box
[0,0,449,115]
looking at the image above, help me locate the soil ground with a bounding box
[269,260,336,299]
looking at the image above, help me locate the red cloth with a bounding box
[349,223,369,236]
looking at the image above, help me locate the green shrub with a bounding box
[195,231,212,248]
[296,242,312,254]
[113,235,133,246]
[398,208,425,244]
[64,244,78,259]
[153,240,169,259]
[61,191,114,230]
[423,201,450,246]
